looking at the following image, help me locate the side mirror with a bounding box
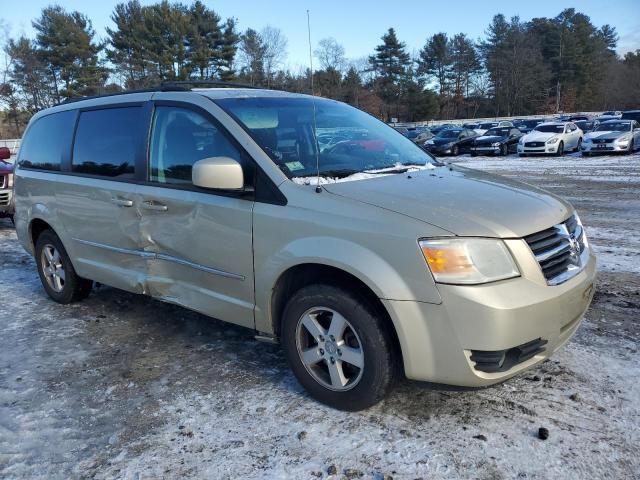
[192,157,244,190]
[0,147,10,160]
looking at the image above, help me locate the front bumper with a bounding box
[517,143,559,155]
[423,145,453,156]
[383,242,596,387]
[471,145,501,154]
[581,142,630,153]
[0,187,13,216]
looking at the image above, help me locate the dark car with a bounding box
[514,119,543,134]
[621,110,640,122]
[423,128,478,156]
[406,126,434,144]
[429,123,457,136]
[568,115,591,122]
[470,127,522,156]
[574,120,595,133]
[0,147,15,220]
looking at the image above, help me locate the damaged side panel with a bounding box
[137,184,255,329]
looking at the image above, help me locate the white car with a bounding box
[581,120,640,156]
[517,122,583,156]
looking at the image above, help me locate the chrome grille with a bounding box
[524,214,588,285]
[0,174,5,189]
[525,141,545,148]
[0,191,9,206]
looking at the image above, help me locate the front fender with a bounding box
[253,235,442,333]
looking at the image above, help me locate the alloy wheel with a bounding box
[295,307,364,391]
[40,244,65,293]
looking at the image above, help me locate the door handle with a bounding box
[142,200,168,212]
[111,197,133,207]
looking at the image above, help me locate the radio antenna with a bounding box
[307,9,314,95]
[307,9,322,193]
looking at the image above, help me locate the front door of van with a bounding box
[137,103,255,328]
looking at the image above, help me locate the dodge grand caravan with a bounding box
[14,87,596,410]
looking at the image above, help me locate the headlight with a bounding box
[426,140,434,145]
[491,142,501,147]
[616,134,631,143]
[583,138,592,144]
[518,138,525,145]
[7,173,13,188]
[419,238,519,284]
[546,137,559,144]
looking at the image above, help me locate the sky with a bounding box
[1,0,639,71]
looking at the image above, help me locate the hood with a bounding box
[475,135,506,145]
[523,131,559,142]
[0,161,14,174]
[585,130,626,141]
[322,165,571,238]
[430,137,457,146]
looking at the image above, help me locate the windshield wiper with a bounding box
[314,168,360,178]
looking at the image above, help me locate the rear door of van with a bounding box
[54,97,151,293]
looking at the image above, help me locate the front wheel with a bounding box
[281,284,395,411]
[557,141,564,156]
[500,144,508,156]
[35,230,93,303]
[575,138,582,152]
[451,145,459,156]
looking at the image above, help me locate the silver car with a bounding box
[581,120,640,155]
[14,88,597,410]
[0,147,15,220]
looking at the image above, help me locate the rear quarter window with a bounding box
[18,110,76,171]
[72,107,144,178]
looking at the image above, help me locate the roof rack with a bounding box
[58,80,261,105]
[160,80,261,89]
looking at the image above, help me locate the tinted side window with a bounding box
[72,107,143,178]
[149,106,243,185]
[18,110,75,171]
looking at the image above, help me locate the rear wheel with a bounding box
[35,230,92,304]
[281,284,395,411]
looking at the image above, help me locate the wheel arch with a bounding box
[270,263,403,371]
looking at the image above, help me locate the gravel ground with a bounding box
[1,152,639,479]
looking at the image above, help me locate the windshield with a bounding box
[595,121,631,132]
[215,96,440,179]
[437,129,461,139]
[484,127,510,137]
[534,124,565,133]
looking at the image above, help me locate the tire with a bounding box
[452,145,459,156]
[582,151,590,157]
[470,152,477,157]
[557,141,564,156]
[281,284,395,411]
[35,229,93,304]
[629,139,635,154]
[575,138,582,152]
[499,144,507,156]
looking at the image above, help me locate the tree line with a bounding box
[1,1,639,136]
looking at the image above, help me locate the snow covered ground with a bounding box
[1,152,639,479]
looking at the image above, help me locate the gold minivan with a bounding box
[14,87,596,410]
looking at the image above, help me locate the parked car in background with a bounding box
[601,110,622,118]
[13,86,596,410]
[592,115,620,129]
[574,120,595,133]
[517,122,583,156]
[471,127,523,156]
[621,110,640,122]
[568,115,591,122]
[514,119,543,134]
[406,126,434,144]
[423,128,478,156]
[462,122,480,130]
[474,121,514,136]
[581,120,640,156]
[392,126,409,137]
[0,147,15,221]
[429,123,457,135]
